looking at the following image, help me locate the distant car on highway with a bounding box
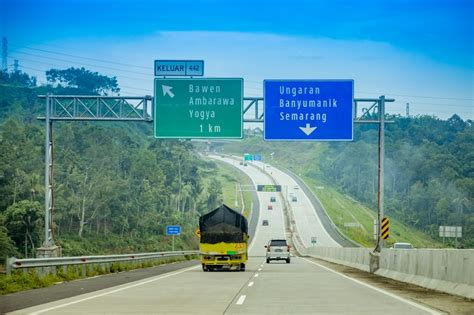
[270,196,276,202]
[294,185,299,190]
[243,163,248,166]
[267,204,273,210]
[239,162,243,165]
[262,219,269,226]
[265,239,290,263]
[391,242,413,249]
[291,195,297,202]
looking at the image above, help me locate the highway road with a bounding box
[9,156,440,315]
[252,160,341,248]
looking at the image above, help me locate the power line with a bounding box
[10,54,153,83]
[358,91,472,101]
[12,51,151,77]
[10,43,472,114]
[18,65,150,94]
[18,64,48,73]
[12,54,265,95]
[11,42,472,103]
[17,46,150,70]
[408,102,473,108]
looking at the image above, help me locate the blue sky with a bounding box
[1,0,473,118]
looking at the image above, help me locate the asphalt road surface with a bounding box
[7,156,441,315]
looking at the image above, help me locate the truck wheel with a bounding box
[286,258,291,264]
[202,264,208,271]
[266,258,270,264]
[240,263,246,271]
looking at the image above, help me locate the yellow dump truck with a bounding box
[199,204,248,271]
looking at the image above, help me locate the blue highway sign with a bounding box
[166,225,181,235]
[154,60,204,76]
[264,80,354,141]
[254,154,262,161]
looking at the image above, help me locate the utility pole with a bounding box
[376,96,386,251]
[406,102,410,117]
[2,37,7,72]
[13,59,19,72]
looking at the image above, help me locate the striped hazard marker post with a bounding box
[381,217,389,240]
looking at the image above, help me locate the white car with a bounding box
[265,239,291,263]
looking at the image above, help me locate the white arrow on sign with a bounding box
[299,123,317,136]
[162,85,175,98]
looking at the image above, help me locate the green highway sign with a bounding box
[257,185,282,192]
[154,78,243,138]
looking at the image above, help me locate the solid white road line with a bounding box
[301,258,442,315]
[30,265,200,315]
[236,295,247,305]
[248,281,254,287]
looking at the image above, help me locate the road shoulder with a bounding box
[305,256,473,315]
[0,260,198,314]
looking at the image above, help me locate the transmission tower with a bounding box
[406,102,410,117]
[2,37,7,72]
[13,59,19,72]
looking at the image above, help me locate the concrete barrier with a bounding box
[240,158,474,300]
[305,247,372,272]
[301,247,474,300]
[376,249,474,300]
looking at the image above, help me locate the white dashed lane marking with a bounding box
[236,295,246,305]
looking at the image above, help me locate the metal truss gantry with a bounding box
[40,94,393,253]
[237,96,395,252]
[39,94,153,248]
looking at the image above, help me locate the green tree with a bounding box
[0,225,16,260]
[4,200,43,257]
[0,213,17,261]
[46,67,119,95]
[206,179,223,210]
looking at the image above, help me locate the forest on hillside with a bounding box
[0,69,224,260]
[220,115,473,247]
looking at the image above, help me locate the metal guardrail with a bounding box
[6,250,199,276]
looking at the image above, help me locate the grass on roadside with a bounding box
[302,176,442,248]
[260,154,443,248]
[0,255,197,295]
[213,160,253,218]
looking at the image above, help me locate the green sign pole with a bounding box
[154,78,243,138]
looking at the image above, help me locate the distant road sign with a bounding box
[254,154,262,161]
[154,78,243,138]
[244,153,253,161]
[154,60,204,76]
[264,80,354,141]
[257,185,282,192]
[439,226,462,238]
[166,225,181,235]
[344,222,361,228]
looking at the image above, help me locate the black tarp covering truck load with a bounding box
[199,204,248,271]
